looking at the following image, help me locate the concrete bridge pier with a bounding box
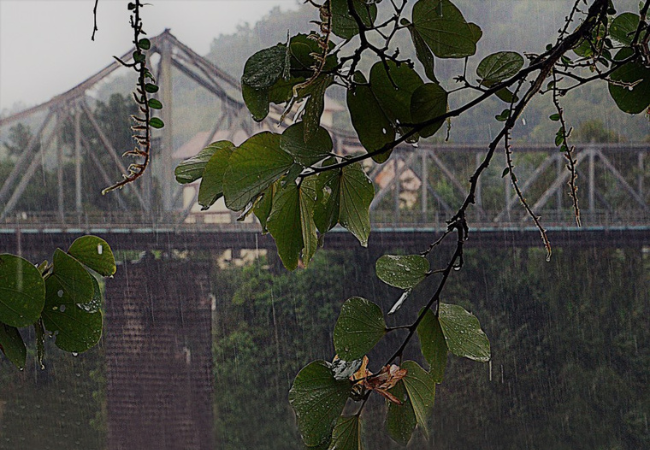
[105,256,214,450]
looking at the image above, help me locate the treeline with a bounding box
[212,245,649,449]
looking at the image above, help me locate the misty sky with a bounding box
[0,0,299,111]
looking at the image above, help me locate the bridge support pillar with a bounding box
[105,257,214,450]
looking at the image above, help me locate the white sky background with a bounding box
[0,0,299,111]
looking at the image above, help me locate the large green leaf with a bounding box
[370,61,424,141]
[67,235,116,277]
[42,277,102,352]
[610,13,639,45]
[334,297,386,360]
[438,303,491,362]
[0,254,45,327]
[338,163,374,246]
[299,178,319,266]
[289,360,352,447]
[198,142,235,210]
[401,361,435,438]
[331,0,378,39]
[0,323,26,369]
[416,308,448,382]
[477,51,524,84]
[375,254,430,289]
[410,82,448,138]
[406,23,438,82]
[242,83,270,121]
[52,249,95,306]
[289,34,337,77]
[347,72,395,162]
[411,0,481,58]
[175,143,226,184]
[302,75,333,140]
[241,44,287,90]
[385,381,417,446]
[223,132,293,211]
[280,122,333,167]
[608,49,650,114]
[328,415,363,450]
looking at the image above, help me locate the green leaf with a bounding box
[223,132,293,211]
[401,361,435,438]
[52,249,95,306]
[328,415,362,450]
[334,297,386,360]
[0,254,46,327]
[42,277,102,353]
[67,235,116,276]
[280,122,333,167]
[410,82,448,138]
[289,34,336,77]
[137,38,151,50]
[331,0,378,39]
[477,52,524,84]
[148,98,163,110]
[144,83,159,93]
[241,44,287,90]
[78,275,103,314]
[411,0,481,58]
[265,178,319,269]
[198,142,235,210]
[149,117,164,129]
[289,360,352,447]
[385,381,417,446]
[175,142,228,184]
[406,23,438,82]
[302,75,333,140]
[494,87,518,103]
[314,162,341,234]
[438,303,491,362]
[417,308,448,382]
[376,254,430,289]
[608,49,650,114]
[370,61,424,139]
[253,184,275,233]
[338,163,374,246]
[0,323,26,369]
[549,113,561,121]
[347,72,395,162]
[610,13,639,45]
[242,83,270,122]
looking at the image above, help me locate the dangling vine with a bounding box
[100,0,164,194]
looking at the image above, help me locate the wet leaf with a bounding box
[0,323,26,369]
[328,415,362,450]
[67,235,116,276]
[385,381,417,446]
[253,184,275,233]
[289,360,351,447]
[410,82,448,138]
[334,297,386,361]
[331,0,377,39]
[0,254,45,327]
[338,163,374,246]
[411,0,481,58]
[77,275,103,314]
[401,361,435,438]
[608,49,650,114]
[242,83,269,122]
[438,303,491,362]
[42,277,102,353]
[347,72,395,162]
[175,142,229,184]
[223,132,293,211]
[477,52,524,84]
[242,44,287,89]
[610,13,639,45]
[267,183,303,270]
[416,308,448,382]
[52,249,95,306]
[198,142,235,209]
[280,122,333,167]
[376,254,430,289]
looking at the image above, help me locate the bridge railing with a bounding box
[2,209,648,231]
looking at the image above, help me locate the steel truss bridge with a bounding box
[1,30,648,253]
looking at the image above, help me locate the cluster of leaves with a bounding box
[0,236,115,369]
[173,0,649,447]
[102,0,164,193]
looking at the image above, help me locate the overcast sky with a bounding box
[0,0,299,111]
